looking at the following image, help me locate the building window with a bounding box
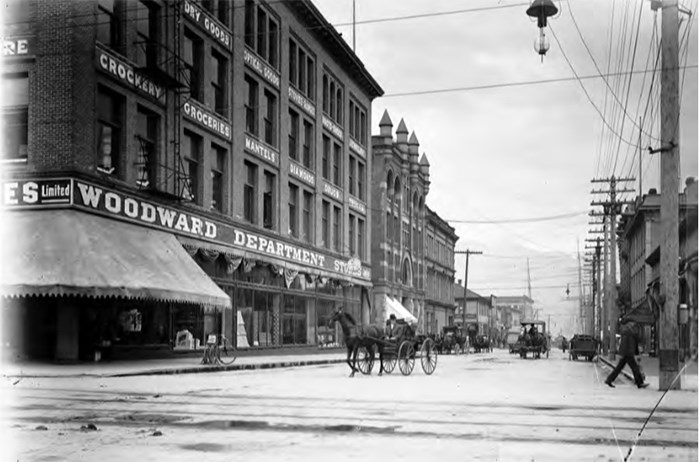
[97,0,121,50]
[263,89,277,147]
[357,160,365,200]
[348,156,356,196]
[288,108,299,161]
[302,119,313,168]
[182,130,201,203]
[332,142,341,186]
[200,0,229,26]
[1,74,28,162]
[244,161,257,223]
[244,75,258,136]
[322,71,343,125]
[135,0,159,68]
[184,29,203,102]
[288,183,298,238]
[211,50,227,116]
[333,206,341,252]
[289,37,315,100]
[348,214,356,256]
[302,190,313,243]
[135,106,158,188]
[97,87,123,176]
[210,143,226,212]
[263,170,275,229]
[321,200,330,249]
[244,1,279,69]
[322,135,330,180]
[349,99,367,145]
[358,218,365,260]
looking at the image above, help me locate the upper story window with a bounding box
[97,0,121,51]
[183,30,203,102]
[211,49,228,116]
[322,71,343,125]
[263,170,276,230]
[135,0,159,68]
[200,0,229,27]
[182,129,201,203]
[244,75,258,136]
[243,160,257,224]
[135,105,158,188]
[1,73,28,163]
[289,37,315,100]
[97,86,124,176]
[289,108,314,169]
[244,0,279,69]
[348,99,367,145]
[210,143,226,212]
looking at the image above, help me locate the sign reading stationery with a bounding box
[1,178,371,282]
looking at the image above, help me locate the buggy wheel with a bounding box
[217,344,237,365]
[357,346,374,375]
[382,354,397,374]
[420,339,438,375]
[398,341,415,376]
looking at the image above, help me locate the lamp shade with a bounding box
[526,0,559,28]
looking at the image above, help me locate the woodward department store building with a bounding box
[1,177,372,361]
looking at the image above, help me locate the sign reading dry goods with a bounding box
[96,45,164,102]
[183,0,232,49]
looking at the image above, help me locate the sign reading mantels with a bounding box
[95,45,164,103]
[1,178,371,281]
[244,47,280,88]
[244,135,278,166]
[183,0,232,50]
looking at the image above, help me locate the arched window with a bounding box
[335,88,343,123]
[329,81,335,118]
[402,258,412,287]
[322,75,328,113]
[386,170,394,206]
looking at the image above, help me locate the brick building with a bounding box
[424,206,458,335]
[1,0,383,361]
[370,111,430,332]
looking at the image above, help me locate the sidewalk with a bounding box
[1,350,349,379]
[598,353,698,391]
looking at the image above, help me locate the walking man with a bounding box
[605,317,649,388]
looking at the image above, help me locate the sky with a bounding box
[312,0,699,337]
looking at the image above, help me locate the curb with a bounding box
[110,358,347,377]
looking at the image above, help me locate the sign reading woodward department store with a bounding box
[0,178,370,281]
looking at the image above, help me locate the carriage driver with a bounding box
[386,314,401,339]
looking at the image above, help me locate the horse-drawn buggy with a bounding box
[568,334,598,361]
[329,308,438,377]
[472,335,492,353]
[437,326,467,354]
[517,320,550,359]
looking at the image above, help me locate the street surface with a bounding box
[2,349,697,461]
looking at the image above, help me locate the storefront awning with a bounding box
[0,210,231,309]
[385,296,418,324]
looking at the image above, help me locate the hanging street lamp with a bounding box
[526,0,558,62]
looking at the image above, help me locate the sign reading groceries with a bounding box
[1,178,371,281]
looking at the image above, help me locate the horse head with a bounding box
[327,306,345,328]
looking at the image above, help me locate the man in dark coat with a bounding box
[605,318,649,388]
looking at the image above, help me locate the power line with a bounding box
[446,210,587,224]
[381,65,697,98]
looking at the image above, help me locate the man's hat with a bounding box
[389,314,397,320]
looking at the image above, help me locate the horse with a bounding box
[328,308,386,377]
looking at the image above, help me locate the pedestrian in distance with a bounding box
[605,317,649,389]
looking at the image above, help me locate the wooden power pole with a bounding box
[653,0,681,390]
[456,249,482,333]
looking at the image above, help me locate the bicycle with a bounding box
[201,334,237,366]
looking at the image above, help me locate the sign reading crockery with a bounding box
[95,45,164,103]
[1,178,370,281]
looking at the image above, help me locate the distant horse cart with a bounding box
[438,326,467,354]
[517,320,550,359]
[328,308,438,377]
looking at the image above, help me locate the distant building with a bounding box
[370,111,430,332]
[491,295,535,329]
[424,206,458,335]
[454,285,491,338]
[618,178,698,357]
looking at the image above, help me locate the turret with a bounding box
[396,118,409,155]
[408,131,419,173]
[379,110,393,143]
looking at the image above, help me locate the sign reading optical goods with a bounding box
[183,100,231,140]
[96,45,164,102]
[1,178,371,282]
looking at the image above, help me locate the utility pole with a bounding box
[455,249,482,333]
[577,240,585,334]
[591,176,635,359]
[651,0,681,390]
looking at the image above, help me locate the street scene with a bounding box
[0,0,697,460]
[4,350,697,461]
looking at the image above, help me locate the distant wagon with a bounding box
[517,320,550,359]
